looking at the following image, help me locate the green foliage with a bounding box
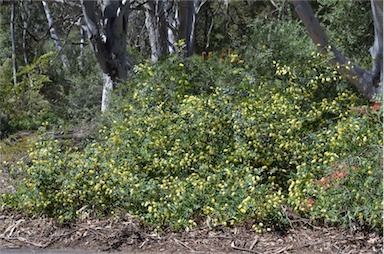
[35,41,103,127]
[288,107,382,230]
[0,9,11,65]
[194,1,268,52]
[118,51,248,107]
[0,53,55,134]
[0,0,380,233]
[1,49,381,233]
[237,18,316,83]
[316,0,373,64]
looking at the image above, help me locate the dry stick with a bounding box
[249,236,259,250]
[280,205,294,229]
[1,236,49,248]
[207,235,233,239]
[173,238,195,252]
[139,239,148,249]
[231,241,261,254]
[2,219,25,237]
[43,229,77,249]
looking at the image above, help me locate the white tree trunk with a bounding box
[79,23,86,70]
[145,1,172,63]
[101,73,113,112]
[19,1,35,87]
[42,1,70,69]
[145,2,160,63]
[10,2,17,86]
[292,0,382,100]
[19,0,29,67]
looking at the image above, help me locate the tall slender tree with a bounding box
[370,0,383,84]
[42,1,70,69]
[10,1,17,86]
[144,0,170,62]
[178,0,197,57]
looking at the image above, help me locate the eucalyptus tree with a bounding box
[292,0,382,99]
[2,0,381,113]
[370,0,383,84]
[178,0,197,57]
[81,0,133,112]
[144,0,171,62]
[143,0,202,62]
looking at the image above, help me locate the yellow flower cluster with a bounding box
[1,50,381,231]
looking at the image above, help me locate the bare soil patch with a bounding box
[0,213,382,254]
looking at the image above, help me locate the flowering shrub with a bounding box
[1,51,382,232]
[288,105,382,230]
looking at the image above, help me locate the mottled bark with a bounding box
[101,73,114,112]
[145,0,175,63]
[19,1,33,87]
[81,0,133,112]
[145,3,159,63]
[292,0,382,100]
[19,0,29,67]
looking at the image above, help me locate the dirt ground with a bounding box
[0,212,382,254]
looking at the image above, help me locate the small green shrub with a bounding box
[238,18,317,81]
[42,47,103,126]
[0,53,55,135]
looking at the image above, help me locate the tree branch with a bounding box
[291,0,381,99]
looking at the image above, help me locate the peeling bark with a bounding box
[79,22,86,70]
[292,0,382,100]
[81,0,133,112]
[19,0,29,67]
[145,0,176,63]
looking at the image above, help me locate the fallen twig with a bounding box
[173,238,195,252]
[249,236,258,250]
[295,240,324,249]
[231,241,261,254]
[3,236,49,248]
[2,219,25,237]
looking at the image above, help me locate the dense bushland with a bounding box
[1,44,381,232]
